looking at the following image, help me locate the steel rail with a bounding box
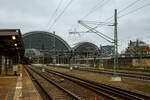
[25,67,53,100]
[27,66,82,100]
[35,67,117,100]
[49,65,150,80]
[43,67,150,100]
[75,67,150,80]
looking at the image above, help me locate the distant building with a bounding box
[25,49,42,58]
[101,39,150,67]
[123,39,150,57]
[101,45,114,56]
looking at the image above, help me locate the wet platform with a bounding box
[0,65,42,100]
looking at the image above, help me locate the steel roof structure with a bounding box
[23,31,71,50]
[0,29,24,57]
[73,42,100,54]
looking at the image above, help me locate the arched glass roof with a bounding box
[23,31,71,51]
[73,42,100,54]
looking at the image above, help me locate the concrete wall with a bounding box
[132,58,150,66]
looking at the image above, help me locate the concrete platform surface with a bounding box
[21,66,42,100]
[0,77,17,100]
[0,65,42,100]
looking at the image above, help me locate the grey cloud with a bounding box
[0,0,150,52]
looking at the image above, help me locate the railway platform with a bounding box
[14,65,42,100]
[0,29,41,100]
[0,65,42,100]
[0,67,16,100]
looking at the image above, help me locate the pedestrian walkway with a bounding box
[3,65,42,100]
[21,66,42,100]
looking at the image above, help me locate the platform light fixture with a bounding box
[14,43,17,46]
[12,36,16,40]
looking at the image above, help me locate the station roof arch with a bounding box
[72,42,100,54]
[23,31,71,52]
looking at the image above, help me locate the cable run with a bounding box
[118,0,141,13]
[118,2,150,19]
[81,0,106,19]
[46,0,64,30]
[91,0,142,30]
[48,0,74,31]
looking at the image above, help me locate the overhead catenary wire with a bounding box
[46,0,64,30]
[103,0,141,22]
[72,0,148,43]
[91,0,142,30]
[71,0,149,40]
[72,0,111,34]
[118,0,141,14]
[69,0,107,31]
[118,2,150,19]
[48,0,74,31]
[90,0,150,38]
[81,0,108,19]
[78,20,114,43]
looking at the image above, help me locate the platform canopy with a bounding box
[0,29,24,57]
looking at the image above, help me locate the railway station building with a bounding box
[23,31,71,64]
[23,32,103,67]
[72,42,100,67]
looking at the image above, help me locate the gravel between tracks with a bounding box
[33,67,107,100]
[44,66,150,95]
[28,68,72,100]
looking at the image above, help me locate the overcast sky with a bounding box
[0,0,150,52]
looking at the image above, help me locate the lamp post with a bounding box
[86,47,89,66]
[53,31,56,66]
[99,45,103,69]
[69,50,73,70]
[93,52,96,68]
[40,50,45,72]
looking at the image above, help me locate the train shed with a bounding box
[72,42,100,66]
[23,31,71,64]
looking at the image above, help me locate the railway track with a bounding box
[25,66,82,100]
[35,66,150,100]
[25,67,53,100]
[48,64,150,73]
[106,67,150,73]
[49,65,150,81]
[31,68,114,100]
[75,67,150,81]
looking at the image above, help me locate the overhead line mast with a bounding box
[69,9,120,80]
[113,9,118,77]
